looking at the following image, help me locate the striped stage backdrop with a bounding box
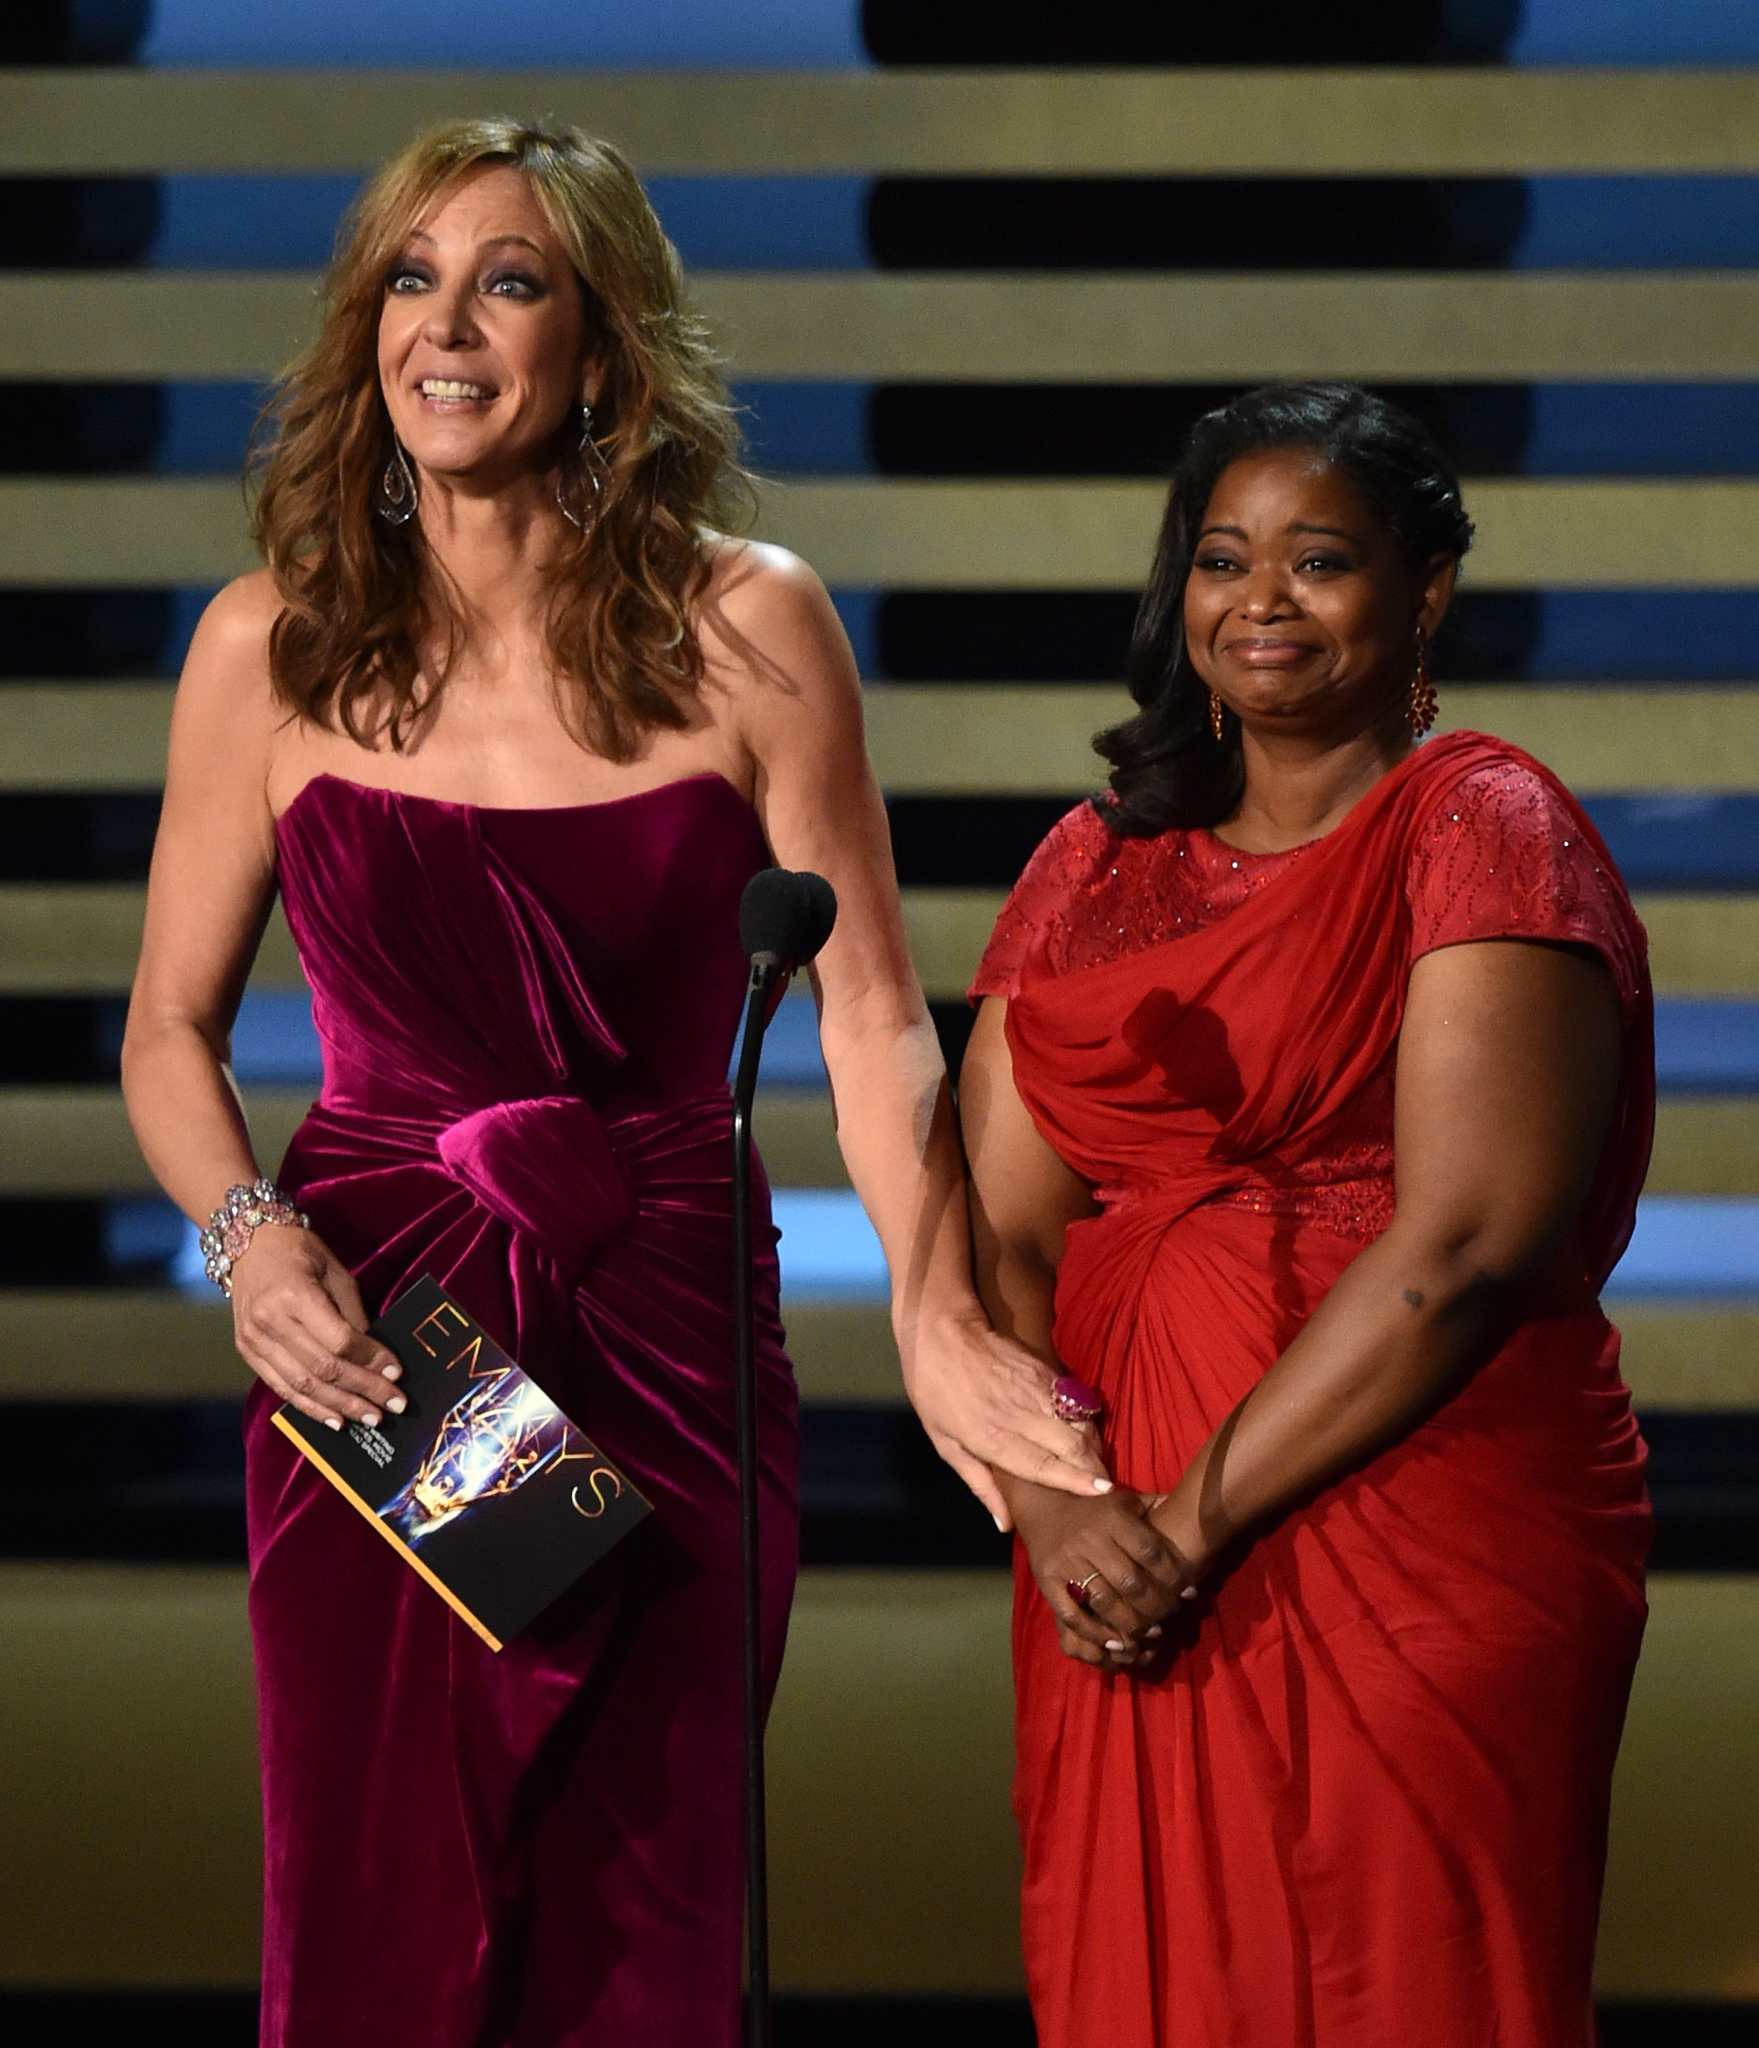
[0,5,1754,2041]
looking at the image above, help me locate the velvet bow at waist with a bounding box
[282,1086,740,1290]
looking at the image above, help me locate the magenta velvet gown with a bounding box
[243,771,798,2048]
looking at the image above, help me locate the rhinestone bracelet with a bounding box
[199,1179,309,1297]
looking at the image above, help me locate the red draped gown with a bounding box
[971,733,1653,2048]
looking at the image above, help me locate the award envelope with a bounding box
[273,1274,651,1650]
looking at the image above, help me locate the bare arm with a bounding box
[713,549,1109,1522]
[121,573,402,1428]
[1150,938,1622,1574]
[961,996,1189,1662]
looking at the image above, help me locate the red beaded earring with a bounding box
[1406,636,1438,736]
[1208,690,1226,741]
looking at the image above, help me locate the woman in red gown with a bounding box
[959,385,1652,2048]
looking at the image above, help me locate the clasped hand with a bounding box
[1011,1482,1197,1674]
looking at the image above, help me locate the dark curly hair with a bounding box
[1094,383,1475,837]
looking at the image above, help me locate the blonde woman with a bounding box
[121,121,1105,2047]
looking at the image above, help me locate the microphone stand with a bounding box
[730,947,784,2048]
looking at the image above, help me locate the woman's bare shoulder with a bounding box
[698,536,846,666]
[179,571,281,695]
[167,570,285,765]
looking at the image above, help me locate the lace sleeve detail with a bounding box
[1407,761,1644,1006]
[969,803,1115,1002]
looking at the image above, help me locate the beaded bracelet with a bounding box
[199,1179,309,1297]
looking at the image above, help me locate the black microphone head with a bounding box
[792,871,837,963]
[739,868,838,968]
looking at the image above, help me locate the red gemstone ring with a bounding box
[1053,1374,1104,1425]
[1066,1571,1102,1610]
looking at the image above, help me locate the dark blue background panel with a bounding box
[149,175,360,270]
[1522,594,1759,683]
[1654,1002,1759,1095]
[1524,386,1759,478]
[145,174,869,273]
[1515,179,1759,269]
[1513,1,1759,65]
[142,0,865,66]
[1582,794,1759,892]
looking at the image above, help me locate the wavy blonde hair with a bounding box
[250,117,755,758]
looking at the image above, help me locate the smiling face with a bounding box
[376,163,589,494]
[1183,447,1455,742]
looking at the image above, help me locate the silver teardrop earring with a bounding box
[374,437,418,525]
[556,402,606,533]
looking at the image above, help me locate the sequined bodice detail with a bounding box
[978,806,1303,981]
[974,761,1638,1247]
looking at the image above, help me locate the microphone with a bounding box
[738,867,837,974]
[727,864,838,2048]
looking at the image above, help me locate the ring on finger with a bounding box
[1065,1570,1103,1610]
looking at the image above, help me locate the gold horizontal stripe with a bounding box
[11,475,1759,591]
[0,1562,1031,1992]
[756,478,1759,592]
[0,478,259,588]
[0,1086,847,1197]
[13,271,1759,383]
[1618,1308,1759,1411]
[0,1561,1747,1993]
[0,272,317,380]
[4,884,1750,1000]
[865,685,1123,796]
[868,684,1759,797]
[1438,686,1759,793]
[697,271,1759,383]
[0,1293,242,1400]
[1599,1574,1759,1998]
[1641,896,1759,996]
[0,682,174,790]
[1647,1100,1759,1195]
[0,1293,902,1407]
[0,1086,311,1195]
[6,68,1759,176]
[912,890,1759,999]
[900,888,1006,1001]
[3,1293,1745,1414]
[3,1083,1744,1198]
[754,1090,847,1188]
[5,681,1757,798]
[0,887,303,995]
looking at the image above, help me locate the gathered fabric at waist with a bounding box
[1093,1149,1395,1248]
[282,1083,749,1292]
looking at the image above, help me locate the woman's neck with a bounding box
[415,469,562,640]
[1213,716,1414,855]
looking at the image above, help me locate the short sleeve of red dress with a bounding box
[1406,759,1647,1012]
[970,803,1114,1001]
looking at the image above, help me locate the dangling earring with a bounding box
[556,401,607,533]
[1208,690,1226,742]
[1406,634,1438,737]
[374,437,418,525]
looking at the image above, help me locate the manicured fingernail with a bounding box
[386,1395,406,1414]
[381,1363,401,1381]
[1092,1478,1113,1493]
[363,1413,380,1428]
[1105,1639,1126,1652]
[1181,1585,1198,1600]
[1146,1626,1163,1639]
[325,1416,342,1432]
[993,1514,1007,1532]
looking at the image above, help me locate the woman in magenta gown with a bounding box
[960,386,1652,2047]
[120,119,1107,2046]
